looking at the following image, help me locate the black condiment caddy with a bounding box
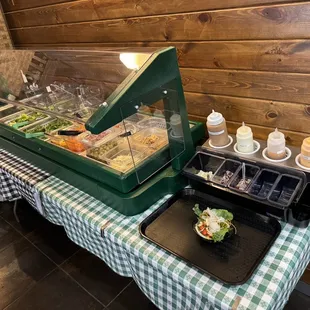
[183,135,310,228]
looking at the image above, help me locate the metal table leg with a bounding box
[13,200,20,223]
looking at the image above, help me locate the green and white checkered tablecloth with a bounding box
[0,149,49,213]
[35,176,310,310]
[1,148,310,310]
[104,207,310,310]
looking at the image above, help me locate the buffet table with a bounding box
[1,148,310,310]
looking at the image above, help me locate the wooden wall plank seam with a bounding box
[39,57,310,105]
[181,68,310,105]
[3,0,307,28]
[184,92,310,134]
[1,0,76,12]
[14,40,310,74]
[9,3,310,44]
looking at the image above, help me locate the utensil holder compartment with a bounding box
[248,169,280,200]
[183,152,225,183]
[229,164,260,193]
[268,174,302,208]
[287,183,310,228]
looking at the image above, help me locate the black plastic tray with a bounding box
[140,189,281,285]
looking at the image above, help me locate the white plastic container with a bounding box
[236,122,254,153]
[170,114,183,137]
[300,137,310,168]
[206,110,229,147]
[267,128,286,160]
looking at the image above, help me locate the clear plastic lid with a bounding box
[267,128,286,153]
[236,122,253,139]
[302,137,310,152]
[0,49,154,124]
[207,110,224,126]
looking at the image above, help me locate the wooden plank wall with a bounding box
[2,0,310,146]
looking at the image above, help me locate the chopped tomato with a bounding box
[202,229,208,236]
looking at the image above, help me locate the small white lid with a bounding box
[207,110,224,126]
[268,128,285,145]
[170,113,181,125]
[236,122,253,138]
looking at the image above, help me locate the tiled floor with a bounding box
[0,199,309,310]
[0,200,158,310]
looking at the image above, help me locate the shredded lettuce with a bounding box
[193,204,202,218]
[215,209,233,221]
[193,205,235,242]
[212,227,229,242]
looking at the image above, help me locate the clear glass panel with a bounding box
[119,98,186,183]
[0,49,154,123]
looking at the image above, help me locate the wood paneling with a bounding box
[9,3,310,44]
[4,0,305,28]
[16,40,310,74]
[43,58,310,104]
[184,92,310,133]
[1,0,75,12]
[181,69,310,104]
[53,61,131,84]
[2,0,310,146]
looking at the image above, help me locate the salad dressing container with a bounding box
[170,114,183,137]
[236,122,254,153]
[267,128,286,160]
[300,137,310,168]
[207,110,229,147]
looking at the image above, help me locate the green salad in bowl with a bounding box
[193,204,237,242]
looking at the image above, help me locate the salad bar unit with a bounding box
[0,48,205,215]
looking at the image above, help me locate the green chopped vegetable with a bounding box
[193,204,236,243]
[193,204,202,218]
[8,112,47,127]
[24,118,71,134]
[215,209,234,221]
[87,140,118,161]
[212,227,230,242]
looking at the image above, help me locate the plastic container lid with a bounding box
[207,110,224,126]
[170,114,181,125]
[302,137,310,152]
[236,122,253,139]
[268,128,285,146]
[267,128,286,156]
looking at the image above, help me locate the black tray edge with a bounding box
[139,188,282,286]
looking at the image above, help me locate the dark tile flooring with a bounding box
[0,200,158,310]
[0,199,309,310]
